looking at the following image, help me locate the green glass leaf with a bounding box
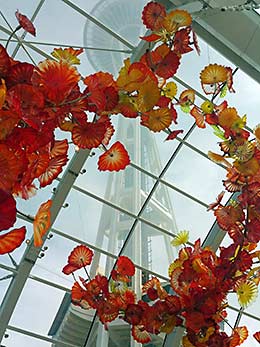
[211,125,226,140]
[220,84,228,98]
[180,104,190,113]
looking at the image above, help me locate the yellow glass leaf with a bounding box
[163,9,192,33]
[197,327,215,343]
[168,259,182,277]
[254,124,260,148]
[182,336,196,347]
[163,81,177,98]
[235,280,258,308]
[201,100,214,114]
[160,315,176,334]
[51,47,83,65]
[171,230,189,247]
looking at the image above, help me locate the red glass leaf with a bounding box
[38,155,68,188]
[142,1,166,30]
[165,129,183,141]
[247,219,260,243]
[15,10,36,36]
[174,27,193,55]
[50,139,69,158]
[0,226,26,254]
[6,62,34,88]
[131,325,151,344]
[155,51,180,79]
[72,121,106,149]
[253,331,260,343]
[0,189,16,232]
[32,60,80,104]
[214,205,244,231]
[103,86,119,111]
[98,141,130,172]
[33,200,52,247]
[62,263,78,275]
[68,245,94,268]
[116,256,135,276]
[0,44,10,77]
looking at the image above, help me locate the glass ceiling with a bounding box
[0,0,260,346]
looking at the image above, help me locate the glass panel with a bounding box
[163,145,226,204]
[0,269,13,306]
[4,330,51,347]
[75,154,157,215]
[123,221,176,278]
[52,188,136,253]
[9,278,65,337]
[142,181,215,243]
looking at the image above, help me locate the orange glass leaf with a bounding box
[0,226,26,254]
[0,78,6,108]
[253,331,260,343]
[71,281,86,302]
[0,110,19,140]
[230,327,248,346]
[50,139,69,158]
[163,9,192,32]
[98,141,130,172]
[68,245,94,268]
[140,33,161,42]
[234,157,260,176]
[15,10,36,36]
[200,64,227,84]
[51,47,84,65]
[208,151,231,167]
[32,60,80,104]
[141,108,172,132]
[33,200,52,247]
[84,71,116,91]
[117,59,151,92]
[142,1,166,30]
[214,205,244,231]
[218,107,239,129]
[0,144,22,192]
[135,80,160,112]
[179,89,195,104]
[72,121,106,149]
[190,106,206,128]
